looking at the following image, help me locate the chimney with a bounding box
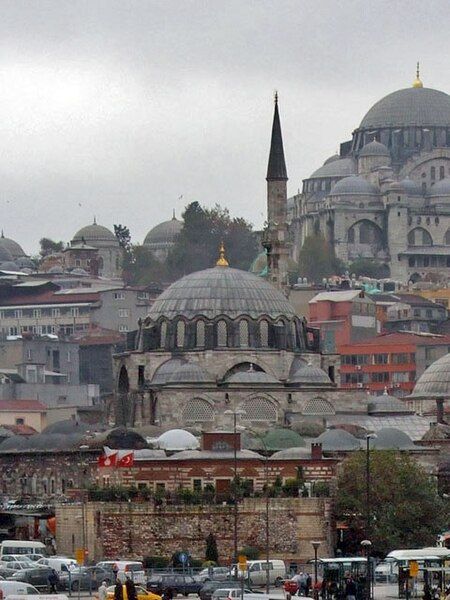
[436,398,445,425]
[311,442,322,460]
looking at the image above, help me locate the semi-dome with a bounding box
[411,353,450,398]
[156,429,200,451]
[72,221,118,246]
[359,140,390,157]
[310,157,356,179]
[151,358,187,385]
[146,266,297,321]
[167,362,214,384]
[360,87,450,129]
[371,428,416,450]
[144,216,183,246]
[315,429,360,452]
[289,361,332,385]
[330,175,379,196]
[398,177,422,196]
[427,178,450,197]
[0,234,25,259]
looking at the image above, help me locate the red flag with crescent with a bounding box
[98,452,117,467]
[117,451,134,468]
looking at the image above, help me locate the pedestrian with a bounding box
[345,577,357,600]
[114,578,124,600]
[112,562,119,582]
[163,587,174,600]
[48,569,59,594]
[125,576,138,600]
[305,574,312,597]
[98,581,108,600]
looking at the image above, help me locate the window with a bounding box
[217,320,227,347]
[431,166,436,180]
[391,353,410,364]
[371,372,390,383]
[137,292,149,300]
[33,309,41,318]
[160,321,167,347]
[408,227,433,246]
[426,309,432,318]
[51,308,60,317]
[114,292,125,300]
[392,371,410,383]
[75,259,81,267]
[260,320,269,347]
[193,479,202,492]
[156,483,166,492]
[440,166,445,179]
[26,349,32,360]
[9,326,18,336]
[242,397,277,422]
[119,325,129,332]
[239,320,249,347]
[196,321,205,347]
[176,320,185,347]
[118,309,130,318]
[15,418,24,425]
[373,353,388,365]
[182,398,214,422]
[0,310,4,319]
[70,307,79,317]
[14,309,23,319]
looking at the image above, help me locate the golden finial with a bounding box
[412,61,423,88]
[216,241,229,267]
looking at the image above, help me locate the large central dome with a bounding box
[146,266,297,320]
[360,87,450,129]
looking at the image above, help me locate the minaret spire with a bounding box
[413,61,423,88]
[266,91,288,181]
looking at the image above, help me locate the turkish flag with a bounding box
[98,453,117,467]
[117,452,134,468]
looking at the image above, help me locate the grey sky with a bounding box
[1,0,450,255]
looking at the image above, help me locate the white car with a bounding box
[36,557,77,574]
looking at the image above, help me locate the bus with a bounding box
[307,557,369,599]
[0,540,46,558]
[386,548,450,598]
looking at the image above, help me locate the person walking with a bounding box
[125,576,138,600]
[345,577,357,600]
[114,578,124,600]
[98,581,108,600]
[112,562,119,582]
[48,569,59,594]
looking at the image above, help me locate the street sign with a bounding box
[409,561,419,578]
[238,555,247,571]
[75,548,85,565]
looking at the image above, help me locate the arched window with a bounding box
[260,320,269,347]
[239,320,249,347]
[182,398,215,423]
[176,321,185,348]
[431,166,436,180]
[303,397,335,416]
[291,321,297,347]
[242,397,277,422]
[196,320,205,347]
[440,166,445,180]
[160,321,167,348]
[217,320,227,347]
[408,227,433,246]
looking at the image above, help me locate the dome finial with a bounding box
[413,61,423,88]
[93,215,97,225]
[172,209,176,220]
[216,241,229,267]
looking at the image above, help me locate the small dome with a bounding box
[157,429,200,451]
[259,428,305,451]
[411,353,450,398]
[167,362,214,384]
[48,265,64,274]
[0,235,25,259]
[359,140,390,157]
[0,435,31,452]
[427,177,450,197]
[151,359,187,385]
[0,261,19,271]
[144,216,183,247]
[372,428,415,450]
[0,245,13,262]
[42,420,94,435]
[398,177,422,196]
[71,268,88,276]
[289,361,332,385]
[330,175,379,196]
[72,222,118,246]
[315,429,360,452]
[368,390,411,415]
[16,257,35,270]
[271,446,311,459]
[225,369,278,384]
[310,157,356,179]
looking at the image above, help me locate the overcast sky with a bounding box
[2,0,450,254]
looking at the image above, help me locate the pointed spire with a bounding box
[216,241,229,267]
[172,209,176,220]
[412,61,423,88]
[93,216,97,225]
[266,91,288,181]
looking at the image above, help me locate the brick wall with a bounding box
[55,497,333,564]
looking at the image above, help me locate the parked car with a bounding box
[1,562,33,573]
[107,584,161,600]
[211,587,254,600]
[238,560,287,587]
[147,575,203,596]
[59,566,115,591]
[96,561,146,584]
[197,568,231,583]
[7,566,56,590]
[199,581,243,600]
[37,557,78,573]
[374,561,398,583]
[0,580,40,597]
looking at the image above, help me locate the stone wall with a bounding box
[55,497,333,564]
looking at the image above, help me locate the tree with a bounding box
[349,258,390,279]
[122,245,167,286]
[335,450,446,555]
[298,233,343,283]
[114,224,132,252]
[39,238,64,257]
[205,533,219,563]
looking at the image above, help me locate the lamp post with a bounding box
[224,408,246,574]
[361,540,372,600]
[365,434,376,600]
[79,444,89,565]
[311,541,321,600]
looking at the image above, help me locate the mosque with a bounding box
[289,66,450,284]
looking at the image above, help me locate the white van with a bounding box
[245,560,287,586]
[36,558,77,574]
[0,541,46,558]
[95,561,145,584]
[0,580,40,598]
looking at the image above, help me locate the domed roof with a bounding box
[167,362,214,384]
[427,177,450,197]
[144,216,183,246]
[48,265,64,274]
[289,361,332,385]
[0,245,13,262]
[368,390,412,415]
[156,429,200,451]
[371,428,415,450]
[146,266,297,321]
[151,358,187,385]
[16,257,35,270]
[360,87,450,129]
[324,154,341,165]
[71,268,89,276]
[260,428,305,451]
[359,140,390,157]
[310,157,356,179]
[0,234,25,258]
[42,419,94,435]
[271,446,311,459]
[0,261,19,271]
[72,221,118,246]
[411,353,450,398]
[330,175,379,196]
[225,368,278,384]
[398,177,422,196]
[0,435,31,452]
[315,429,360,452]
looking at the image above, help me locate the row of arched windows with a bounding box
[407,227,450,246]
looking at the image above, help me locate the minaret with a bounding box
[263,92,290,292]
